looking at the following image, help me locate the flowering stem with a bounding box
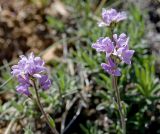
[32,81,59,134]
[112,76,126,134]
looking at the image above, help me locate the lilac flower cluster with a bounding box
[11,53,51,96]
[98,8,127,27]
[92,9,134,76]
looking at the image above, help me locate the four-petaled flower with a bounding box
[92,37,114,57]
[98,8,127,27]
[116,44,135,65]
[101,57,121,76]
[113,33,134,64]
[11,53,51,96]
[113,33,128,48]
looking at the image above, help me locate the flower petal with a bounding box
[16,84,30,96]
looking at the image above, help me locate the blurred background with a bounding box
[0,0,160,134]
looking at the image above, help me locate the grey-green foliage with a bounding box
[72,46,99,70]
[94,73,112,90]
[46,16,65,32]
[134,56,160,99]
[119,4,145,48]
[0,68,16,92]
[52,66,78,94]
[80,121,104,134]
[24,125,34,134]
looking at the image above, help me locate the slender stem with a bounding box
[32,81,59,134]
[78,90,88,107]
[112,76,126,134]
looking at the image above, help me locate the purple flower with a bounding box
[39,75,51,90]
[113,33,129,48]
[92,37,114,57]
[11,53,46,78]
[98,8,127,27]
[16,84,30,96]
[92,33,134,71]
[116,45,135,65]
[113,33,135,64]
[11,53,51,95]
[101,58,121,76]
[17,75,30,85]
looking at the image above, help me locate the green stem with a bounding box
[112,76,126,134]
[32,81,59,134]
